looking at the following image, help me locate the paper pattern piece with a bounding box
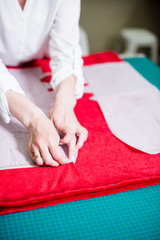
[84,62,160,154]
[0,68,73,170]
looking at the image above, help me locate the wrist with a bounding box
[54,75,77,109]
[54,94,76,110]
[24,108,45,129]
[6,90,45,129]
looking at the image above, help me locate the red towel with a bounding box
[0,51,160,215]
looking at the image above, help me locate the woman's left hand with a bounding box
[49,104,88,163]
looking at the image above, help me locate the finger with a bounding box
[40,146,59,167]
[76,129,88,149]
[60,128,74,144]
[59,129,77,162]
[29,144,43,166]
[76,133,85,149]
[68,135,77,163]
[49,145,72,165]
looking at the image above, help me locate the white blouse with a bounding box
[0,0,84,123]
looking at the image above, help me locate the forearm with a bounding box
[5,90,44,129]
[53,74,77,109]
[6,74,77,128]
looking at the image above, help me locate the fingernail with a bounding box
[71,156,76,164]
[55,162,59,166]
[36,158,43,166]
[51,160,59,167]
[66,159,72,163]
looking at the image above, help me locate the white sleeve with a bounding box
[0,59,25,123]
[49,0,84,99]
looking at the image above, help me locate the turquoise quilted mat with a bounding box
[0,57,160,240]
[125,57,160,90]
[0,185,160,240]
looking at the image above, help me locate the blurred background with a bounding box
[79,0,160,65]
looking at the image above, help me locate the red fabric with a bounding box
[7,51,123,71]
[0,51,160,215]
[82,51,123,65]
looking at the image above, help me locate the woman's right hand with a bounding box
[28,112,72,167]
[6,90,71,167]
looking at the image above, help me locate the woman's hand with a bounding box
[6,90,70,167]
[49,102,88,163]
[28,112,71,166]
[49,97,88,162]
[49,75,88,162]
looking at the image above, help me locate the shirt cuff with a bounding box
[50,46,84,99]
[0,69,25,123]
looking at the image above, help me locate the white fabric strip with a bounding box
[83,62,160,154]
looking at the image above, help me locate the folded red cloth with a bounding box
[0,51,160,215]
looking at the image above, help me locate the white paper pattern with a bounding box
[83,62,160,154]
